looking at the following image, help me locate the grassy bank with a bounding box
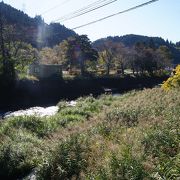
[0,88,179,179]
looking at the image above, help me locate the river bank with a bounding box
[0,75,168,112]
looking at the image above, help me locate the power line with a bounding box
[54,0,105,21]
[41,0,72,15]
[54,0,119,22]
[72,0,159,30]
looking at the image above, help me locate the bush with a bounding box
[58,96,104,121]
[105,108,139,127]
[0,130,44,179]
[59,106,92,119]
[109,151,146,180]
[56,114,84,127]
[142,123,180,179]
[91,146,147,180]
[0,116,58,137]
[57,100,68,111]
[162,65,180,90]
[143,128,179,158]
[37,134,90,179]
[76,95,102,114]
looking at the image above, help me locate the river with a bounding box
[0,101,77,119]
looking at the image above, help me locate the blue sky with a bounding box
[3,0,180,43]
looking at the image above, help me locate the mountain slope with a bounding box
[93,34,180,64]
[0,2,76,48]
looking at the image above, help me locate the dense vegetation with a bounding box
[0,18,172,89]
[0,2,76,48]
[93,35,180,64]
[0,87,179,179]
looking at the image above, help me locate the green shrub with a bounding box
[0,130,43,179]
[91,146,147,180]
[142,123,180,179]
[0,116,58,137]
[59,106,92,119]
[143,128,179,158]
[105,108,139,127]
[109,152,146,180]
[56,114,84,127]
[57,100,68,111]
[76,95,102,114]
[37,134,90,180]
[97,124,112,138]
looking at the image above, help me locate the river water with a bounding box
[0,101,77,119]
[0,91,122,119]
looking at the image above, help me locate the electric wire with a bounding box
[41,0,72,15]
[72,0,159,30]
[53,0,119,22]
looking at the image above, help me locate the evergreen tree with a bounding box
[60,35,98,75]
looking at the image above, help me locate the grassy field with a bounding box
[0,88,179,179]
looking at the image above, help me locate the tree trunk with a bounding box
[80,59,85,76]
[121,64,124,75]
[132,67,135,75]
[106,63,110,75]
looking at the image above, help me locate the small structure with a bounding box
[28,64,62,79]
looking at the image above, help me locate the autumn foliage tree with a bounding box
[162,65,180,90]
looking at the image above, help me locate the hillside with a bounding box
[93,34,180,64]
[0,1,76,48]
[0,87,179,179]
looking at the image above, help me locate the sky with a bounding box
[2,0,180,43]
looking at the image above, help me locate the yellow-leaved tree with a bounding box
[162,65,180,90]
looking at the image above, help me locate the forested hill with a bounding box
[93,35,180,64]
[0,1,76,48]
[93,35,167,47]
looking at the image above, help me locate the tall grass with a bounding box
[0,88,179,179]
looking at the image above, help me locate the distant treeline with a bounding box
[93,35,180,64]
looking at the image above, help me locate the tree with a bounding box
[58,38,77,72]
[60,35,98,75]
[176,41,180,48]
[126,48,139,75]
[97,40,114,75]
[40,47,59,65]
[98,41,128,75]
[132,43,172,76]
[13,42,38,73]
[99,49,113,75]
[155,45,172,70]
[0,12,15,83]
[0,11,38,82]
[148,38,156,50]
[111,42,129,75]
[143,48,157,75]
